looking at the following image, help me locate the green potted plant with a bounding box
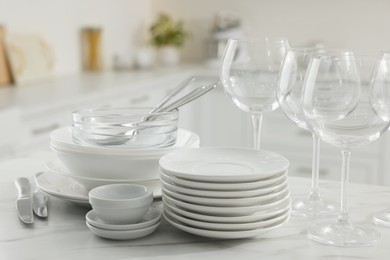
[150,13,188,66]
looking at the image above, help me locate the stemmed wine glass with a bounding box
[220,37,290,150]
[303,54,390,246]
[277,48,340,218]
[370,53,390,227]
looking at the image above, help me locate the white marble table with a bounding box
[1,151,390,260]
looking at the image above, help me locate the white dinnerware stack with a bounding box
[86,184,162,240]
[159,147,291,239]
[34,127,200,205]
[86,207,162,240]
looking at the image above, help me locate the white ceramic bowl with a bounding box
[89,184,153,224]
[51,147,162,180]
[46,159,160,190]
[50,128,200,180]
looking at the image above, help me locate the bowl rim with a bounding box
[50,127,200,156]
[73,107,179,119]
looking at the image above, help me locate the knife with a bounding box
[14,177,34,224]
[33,189,48,218]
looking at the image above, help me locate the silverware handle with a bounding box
[160,82,218,112]
[14,177,31,198]
[150,76,196,113]
[33,190,48,202]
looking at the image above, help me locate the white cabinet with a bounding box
[179,85,252,147]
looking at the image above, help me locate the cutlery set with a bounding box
[15,177,48,223]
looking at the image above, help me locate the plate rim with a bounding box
[159,147,289,182]
[86,207,162,231]
[163,210,290,239]
[161,185,289,207]
[162,192,291,216]
[163,206,289,231]
[163,199,291,223]
[160,170,288,191]
[160,176,289,198]
[35,172,162,202]
[86,220,161,240]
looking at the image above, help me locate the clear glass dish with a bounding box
[72,107,179,148]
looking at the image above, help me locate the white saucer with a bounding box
[164,199,291,223]
[160,170,287,191]
[86,220,161,240]
[162,185,289,207]
[162,192,291,216]
[86,207,161,231]
[163,211,289,239]
[164,207,289,231]
[34,172,162,206]
[160,147,289,182]
[160,176,288,198]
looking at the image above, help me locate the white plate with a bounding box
[51,127,199,156]
[163,199,291,223]
[160,176,288,198]
[86,207,161,231]
[162,184,289,207]
[46,159,160,190]
[34,172,162,204]
[159,147,289,183]
[162,192,291,216]
[39,190,91,207]
[164,207,289,231]
[160,170,287,191]
[86,220,161,240]
[163,211,289,239]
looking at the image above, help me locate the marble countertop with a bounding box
[1,151,390,260]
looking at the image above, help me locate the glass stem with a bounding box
[251,113,263,150]
[338,149,352,224]
[308,135,321,200]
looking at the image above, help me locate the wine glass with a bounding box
[220,37,290,150]
[277,48,340,218]
[370,53,390,227]
[303,54,390,247]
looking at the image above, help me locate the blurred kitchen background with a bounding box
[1,0,389,76]
[1,0,390,185]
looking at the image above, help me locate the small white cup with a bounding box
[89,184,153,224]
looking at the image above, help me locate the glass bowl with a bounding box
[72,107,179,148]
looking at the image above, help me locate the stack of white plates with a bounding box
[159,147,291,239]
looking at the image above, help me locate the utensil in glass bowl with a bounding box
[220,37,290,150]
[72,77,217,148]
[303,53,390,247]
